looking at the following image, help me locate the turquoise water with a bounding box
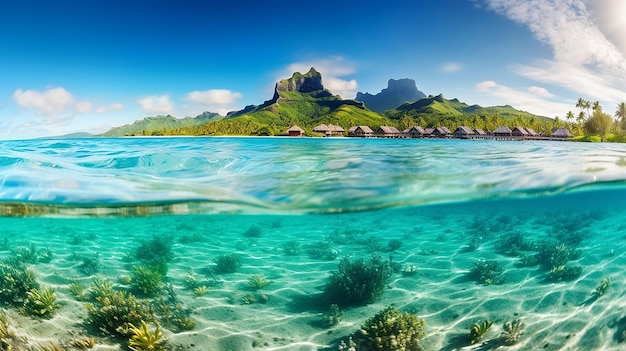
[1,137,626,350]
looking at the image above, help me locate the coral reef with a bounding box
[128,320,167,351]
[306,241,340,260]
[324,255,392,306]
[469,320,493,345]
[350,306,426,351]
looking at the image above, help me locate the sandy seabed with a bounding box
[1,199,626,351]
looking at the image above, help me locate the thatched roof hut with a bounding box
[552,128,573,138]
[493,126,512,136]
[287,125,304,137]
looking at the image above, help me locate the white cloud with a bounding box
[137,95,174,115]
[528,86,554,98]
[441,62,462,73]
[484,0,626,108]
[185,89,242,105]
[13,87,74,115]
[75,101,93,113]
[476,80,571,117]
[283,57,358,99]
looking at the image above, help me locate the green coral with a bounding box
[468,259,506,285]
[85,278,153,336]
[135,235,174,268]
[212,254,241,274]
[351,306,426,351]
[128,320,167,351]
[324,255,392,306]
[500,318,525,345]
[131,265,164,296]
[25,287,59,318]
[247,274,271,290]
[0,260,39,306]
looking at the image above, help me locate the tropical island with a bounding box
[97,68,626,142]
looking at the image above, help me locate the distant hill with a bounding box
[383,94,551,126]
[46,132,94,138]
[179,67,391,136]
[98,112,222,136]
[356,78,426,113]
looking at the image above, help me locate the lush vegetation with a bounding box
[98,113,222,137]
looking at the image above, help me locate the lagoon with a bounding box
[1,137,626,350]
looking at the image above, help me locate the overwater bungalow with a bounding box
[431,127,451,138]
[375,126,402,138]
[493,126,513,137]
[423,128,434,137]
[474,128,487,135]
[452,126,475,138]
[552,128,573,138]
[287,125,304,137]
[511,126,529,137]
[349,125,374,138]
[524,127,538,136]
[404,126,426,138]
[314,124,345,137]
[313,124,329,135]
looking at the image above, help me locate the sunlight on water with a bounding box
[1,138,626,350]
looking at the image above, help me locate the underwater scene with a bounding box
[1,137,626,351]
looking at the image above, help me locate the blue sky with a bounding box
[1,0,625,139]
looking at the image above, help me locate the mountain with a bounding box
[98,112,222,137]
[355,78,426,113]
[383,93,550,123]
[193,67,390,135]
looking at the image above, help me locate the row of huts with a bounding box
[287,124,574,140]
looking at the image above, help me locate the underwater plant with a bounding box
[78,254,101,275]
[495,231,534,256]
[213,253,241,274]
[242,293,269,304]
[402,264,418,276]
[37,247,53,263]
[0,309,16,349]
[500,318,525,345]
[128,320,167,351]
[387,239,403,252]
[306,241,340,260]
[25,287,59,318]
[546,264,582,282]
[243,224,262,238]
[536,241,581,270]
[34,341,65,351]
[247,274,271,290]
[10,244,38,264]
[135,235,174,267]
[349,306,426,351]
[85,279,153,336]
[282,240,300,256]
[72,336,95,349]
[468,259,506,285]
[193,285,208,297]
[154,283,196,332]
[0,260,40,306]
[592,277,613,298]
[469,320,493,345]
[69,281,86,300]
[131,265,164,296]
[326,304,342,327]
[324,255,392,306]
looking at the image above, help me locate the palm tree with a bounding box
[615,102,626,124]
[592,101,601,112]
[566,111,574,126]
